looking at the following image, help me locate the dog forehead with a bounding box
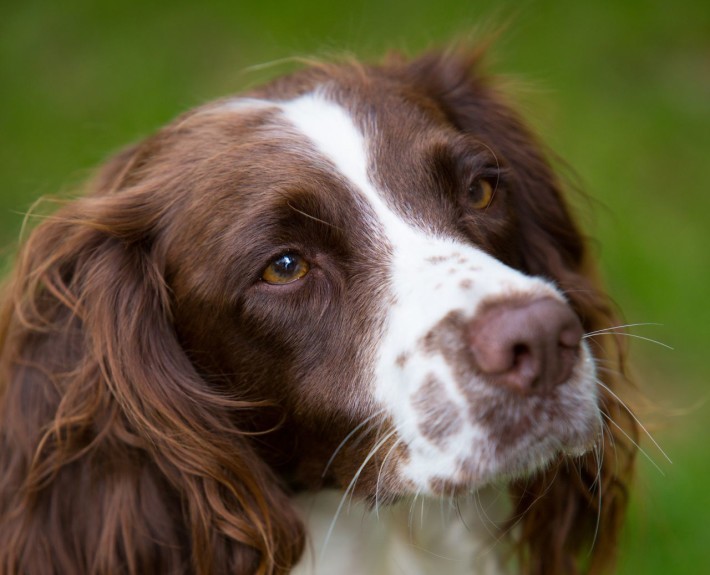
[199,82,453,223]
[278,92,396,226]
[276,90,451,235]
[279,93,372,197]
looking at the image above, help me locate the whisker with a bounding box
[408,489,422,541]
[584,322,663,336]
[287,202,343,231]
[454,496,472,534]
[594,362,624,375]
[242,56,303,74]
[348,417,388,512]
[586,433,604,557]
[420,491,425,530]
[374,437,404,518]
[600,417,620,472]
[602,417,616,451]
[320,429,398,560]
[600,412,665,476]
[583,331,674,351]
[479,469,561,558]
[472,490,499,538]
[404,543,458,562]
[595,378,672,464]
[322,409,386,478]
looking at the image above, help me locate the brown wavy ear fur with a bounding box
[399,48,638,574]
[0,139,304,574]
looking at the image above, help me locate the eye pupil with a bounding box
[275,254,297,274]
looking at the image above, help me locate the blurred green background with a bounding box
[1,0,708,572]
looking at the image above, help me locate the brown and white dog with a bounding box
[0,48,636,575]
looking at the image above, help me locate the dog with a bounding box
[0,46,637,574]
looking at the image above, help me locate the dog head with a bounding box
[0,49,636,575]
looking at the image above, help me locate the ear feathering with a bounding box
[0,142,305,575]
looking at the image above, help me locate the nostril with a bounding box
[511,343,529,363]
[511,343,534,375]
[510,343,539,388]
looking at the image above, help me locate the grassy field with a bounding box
[1,1,708,572]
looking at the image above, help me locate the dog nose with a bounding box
[468,298,583,393]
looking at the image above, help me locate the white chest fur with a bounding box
[292,489,510,575]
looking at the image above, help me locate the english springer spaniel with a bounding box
[0,47,636,575]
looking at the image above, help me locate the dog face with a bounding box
[149,61,601,502]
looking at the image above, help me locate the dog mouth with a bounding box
[394,365,603,496]
[419,422,602,497]
[478,418,600,478]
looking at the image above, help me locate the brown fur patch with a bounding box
[411,374,463,444]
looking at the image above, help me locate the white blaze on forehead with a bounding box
[279,93,370,192]
[279,92,405,232]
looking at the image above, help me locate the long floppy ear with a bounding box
[401,49,637,575]
[0,140,304,574]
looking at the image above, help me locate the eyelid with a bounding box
[477,164,506,182]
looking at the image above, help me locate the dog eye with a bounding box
[262,253,310,285]
[468,177,496,210]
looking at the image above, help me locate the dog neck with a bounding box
[292,488,510,575]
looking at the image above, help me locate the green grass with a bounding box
[1,1,708,572]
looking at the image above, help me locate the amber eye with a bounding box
[262,253,310,285]
[468,178,495,209]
